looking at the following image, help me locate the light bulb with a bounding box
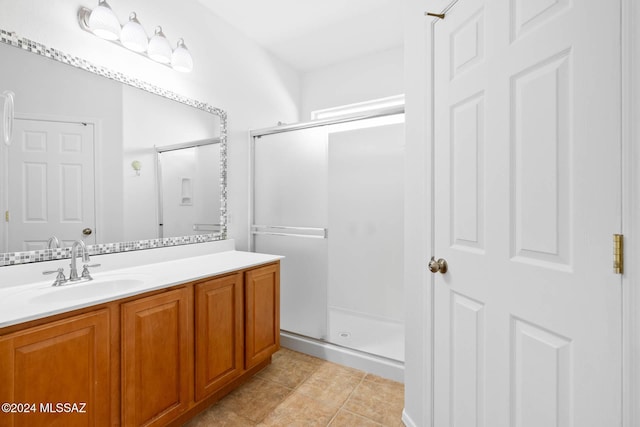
[120,12,148,52]
[88,0,120,40]
[147,26,172,63]
[171,39,193,72]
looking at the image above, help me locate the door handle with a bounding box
[428,256,448,274]
[82,227,93,236]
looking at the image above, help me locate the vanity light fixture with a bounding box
[78,3,194,72]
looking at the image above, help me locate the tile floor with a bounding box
[184,347,405,426]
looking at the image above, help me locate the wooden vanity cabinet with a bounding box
[120,263,280,426]
[121,287,192,427]
[0,260,280,427]
[194,273,244,401]
[245,263,280,369]
[0,309,111,427]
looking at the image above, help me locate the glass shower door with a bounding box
[251,113,405,362]
[252,127,328,340]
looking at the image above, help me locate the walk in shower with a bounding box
[249,107,404,381]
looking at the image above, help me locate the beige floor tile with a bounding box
[343,398,404,427]
[272,347,325,365]
[256,348,326,389]
[182,348,405,427]
[183,402,256,427]
[257,392,337,427]
[363,374,404,388]
[328,409,383,426]
[218,377,292,423]
[295,368,363,410]
[343,377,404,426]
[359,375,404,407]
[314,361,366,380]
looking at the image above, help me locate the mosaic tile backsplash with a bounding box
[0,29,228,267]
[0,234,220,267]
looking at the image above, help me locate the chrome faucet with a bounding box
[46,236,61,249]
[43,240,100,286]
[69,240,90,281]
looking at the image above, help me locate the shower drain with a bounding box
[338,331,351,338]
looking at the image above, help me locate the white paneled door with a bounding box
[8,119,95,251]
[432,0,621,426]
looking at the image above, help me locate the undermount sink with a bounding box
[31,275,147,304]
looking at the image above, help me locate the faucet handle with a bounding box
[81,264,101,280]
[43,268,67,286]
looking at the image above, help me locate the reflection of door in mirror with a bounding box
[157,143,221,239]
[4,118,95,252]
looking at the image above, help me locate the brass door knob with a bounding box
[428,256,448,274]
[82,228,93,236]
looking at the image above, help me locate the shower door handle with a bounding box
[428,256,448,274]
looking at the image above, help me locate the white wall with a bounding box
[300,46,404,120]
[0,0,301,250]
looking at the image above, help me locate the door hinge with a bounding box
[614,234,624,275]
[4,211,8,222]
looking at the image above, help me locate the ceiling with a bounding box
[195,0,404,72]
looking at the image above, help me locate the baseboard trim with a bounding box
[401,408,417,427]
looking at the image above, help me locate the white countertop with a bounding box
[0,250,282,329]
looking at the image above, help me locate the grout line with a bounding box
[325,375,368,426]
[252,381,295,425]
[251,352,325,423]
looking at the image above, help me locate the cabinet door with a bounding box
[0,309,111,427]
[121,287,192,427]
[245,263,280,369]
[195,273,243,401]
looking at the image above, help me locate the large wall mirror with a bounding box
[0,30,227,266]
